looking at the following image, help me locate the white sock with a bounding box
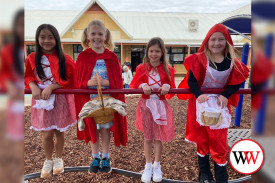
[145,162,152,169]
[153,161,160,167]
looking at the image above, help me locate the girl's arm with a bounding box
[25,56,38,89]
[101,79,110,86]
[159,84,170,95]
[188,70,209,103]
[87,75,109,87]
[218,84,242,108]
[41,83,62,100]
[221,84,242,99]
[188,70,202,98]
[29,81,41,100]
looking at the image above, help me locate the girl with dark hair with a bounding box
[25,24,76,178]
[0,9,24,140]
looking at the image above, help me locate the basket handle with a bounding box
[96,72,105,111]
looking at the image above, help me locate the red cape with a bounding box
[251,51,274,109]
[0,44,21,89]
[177,24,249,142]
[74,48,128,146]
[130,63,176,99]
[24,52,75,89]
[178,24,250,107]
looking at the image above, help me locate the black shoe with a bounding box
[198,155,214,183]
[88,158,101,174]
[214,162,228,183]
[199,178,215,183]
[100,158,112,174]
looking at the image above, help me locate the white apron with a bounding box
[33,55,56,111]
[145,68,167,125]
[196,57,233,129]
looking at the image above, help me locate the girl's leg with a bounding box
[154,140,163,162]
[144,139,153,163]
[54,130,64,158]
[152,140,163,182]
[53,130,65,174]
[90,130,100,155]
[41,130,55,159]
[142,139,153,182]
[101,128,110,155]
[89,130,101,174]
[41,130,55,178]
[100,128,112,174]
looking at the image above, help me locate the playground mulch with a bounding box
[24,95,251,183]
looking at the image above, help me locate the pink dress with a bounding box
[136,69,174,142]
[30,55,76,132]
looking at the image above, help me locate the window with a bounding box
[73,44,83,60]
[190,47,199,54]
[166,47,187,64]
[26,45,35,55]
[114,45,121,63]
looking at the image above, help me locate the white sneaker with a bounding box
[141,165,152,183]
[41,159,53,178]
[152,164,163,182]
[53,158,64,175]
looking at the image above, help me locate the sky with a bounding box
[25,0,251,13]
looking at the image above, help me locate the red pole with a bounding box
[23,88,252,95]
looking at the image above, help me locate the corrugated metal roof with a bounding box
[111,12,229,40]
[25,4,250,45]
[25,10,78,41]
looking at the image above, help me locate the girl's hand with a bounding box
[41,86,53,100]
[87,75,98,87]
[197,94,209,103]
[159,85,169,95]
[218,95,228,108]
[101,79,110,86]
[142,84,153,95]
[30,84,41,100]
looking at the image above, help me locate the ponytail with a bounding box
[105,29,114,51]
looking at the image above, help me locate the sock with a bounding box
[145,162,152,169]
[153,161,160,167]
[102,153,110,159]
[92,152,100,159]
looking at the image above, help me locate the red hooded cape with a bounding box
[130,63,176,99]
[24,52,75,89]
[177,24,249,142]
[0,44,21,89]
[74,48,128,146]
[178,24,249,106]
[251,51,274,109]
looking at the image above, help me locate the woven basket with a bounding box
[84,72,116,124]
[200,107,221,126]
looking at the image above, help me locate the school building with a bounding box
[25,0,251,76]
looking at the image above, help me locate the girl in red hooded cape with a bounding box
[25,24,76,178]
[0,9,24,142]
[74,20,127,175]
[178,24,249,183]
[130,37,176,183]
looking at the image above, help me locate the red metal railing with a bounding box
[23,88,252,95]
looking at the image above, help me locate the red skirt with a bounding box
[31,94,76,132]
[136,98,174,142]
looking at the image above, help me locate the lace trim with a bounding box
[30,120,76,132]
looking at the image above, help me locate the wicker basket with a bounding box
[84,72,116,124]
[200,107,221,126]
